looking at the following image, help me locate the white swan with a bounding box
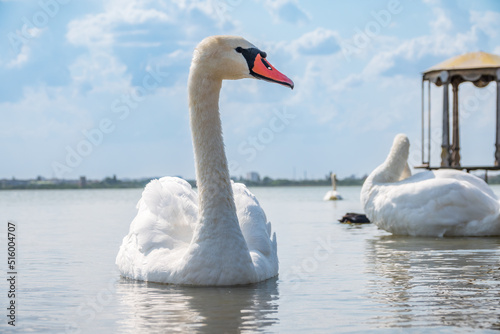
[116,36,294,285]
[361,134,500,237]
[324,173,342,200]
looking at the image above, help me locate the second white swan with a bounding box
[324,173,342,200]
[361,134,500,237]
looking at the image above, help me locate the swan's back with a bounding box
[366,170,500,236]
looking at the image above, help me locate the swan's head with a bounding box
[192,35,294,89]
[389,134,410,157]
[385,133,410,168]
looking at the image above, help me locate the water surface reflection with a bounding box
[366,236,500,330]
[115,277,279,333]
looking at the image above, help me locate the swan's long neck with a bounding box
[188,63,238,229]
[372,146,409,184]
[331,174,337,191]
[361,136,410,205]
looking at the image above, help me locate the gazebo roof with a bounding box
[424,51,500,73]
[423,51,500,85]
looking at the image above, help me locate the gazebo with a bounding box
[417,51,500,173]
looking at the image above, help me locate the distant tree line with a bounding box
[9,171,500,190]
[232,174,367,187]
[0,174,369,190]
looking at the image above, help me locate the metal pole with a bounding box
[428,80,431,165]
[441,82,450,167]
[451,80,461,167]
[421,79,425,164]
[495,77,500,166]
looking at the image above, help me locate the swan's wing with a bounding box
[116,177,198,280]
[232,182,278,280]
[370,173,500,236]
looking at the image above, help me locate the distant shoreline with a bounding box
[2,171,496,190]
[0,176,367,190]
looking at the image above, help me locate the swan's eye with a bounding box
[235,47,243,53]
[261,58,272,71]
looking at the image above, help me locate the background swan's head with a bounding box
[389,134,410,157]
[192,35,293,89]
[385,133,410,168]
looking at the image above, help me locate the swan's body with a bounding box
[116,36,293,285]
[361,134,500,237]
[324,173,342,200]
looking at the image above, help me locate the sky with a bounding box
[1,0,500,181]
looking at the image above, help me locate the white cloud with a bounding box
[0,85,92,139]
[429,7,453,33]
[93,0,240,44]
[64,0,236,86]
[6,44,30,68]
[67,1,226,49]
[291,28,341,56]
[4,26,44,69]
[66,13,115,48]
[69,51,130,94]
[349,6,481,79]
[66,3,170,49]
[470,10,500,39]
[260,0,310,25]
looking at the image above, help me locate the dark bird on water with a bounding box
[339,213,370,224]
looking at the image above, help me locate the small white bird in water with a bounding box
[116,36,293,285]
[361,134,500,237]
[324,173,343,201]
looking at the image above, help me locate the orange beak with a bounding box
[251,54,294,89]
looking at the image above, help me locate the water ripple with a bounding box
[365,236,500,330]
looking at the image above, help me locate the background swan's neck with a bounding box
[188,69,238,228]
[331,174,337,191]
[372,149,410,184]
[361,138,410,205]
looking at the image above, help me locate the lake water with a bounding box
[1,185,500,333]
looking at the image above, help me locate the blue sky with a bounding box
[1,0,500,180]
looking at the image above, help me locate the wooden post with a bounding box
[441,82,451,167]
[495,75,500,166]
[451,80,461,167]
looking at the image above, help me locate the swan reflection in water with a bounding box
[365,235,500,330]
[115,277,279,333]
